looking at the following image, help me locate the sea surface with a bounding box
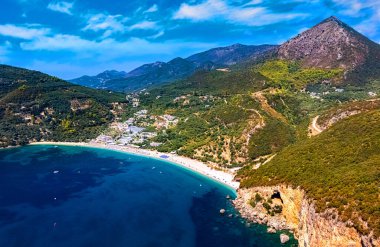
[0,145,297,247]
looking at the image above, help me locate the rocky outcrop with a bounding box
[234,186,379,247]
[317,98,380,131]
[280,234,290,244]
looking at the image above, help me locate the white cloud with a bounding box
[331,0,380,17]
[82,13,160,36]
[243,0,263,7]
[18,33,217,77]
[129,21,159,31]
[174,0,226,21]
[173,0,306,26]
[82,13,129,37]
[19,33,215,58]
[355,20,377,37]
[47,1,74,15]
[149,30,165,39]
[332,0,380,39]
[144,4,158,13]
[0,41,12,63]
[21,34,97,52]
[0,24,50,40]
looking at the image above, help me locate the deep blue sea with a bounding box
[0,145,297,247]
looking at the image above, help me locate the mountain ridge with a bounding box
[71,16,380,91]
[69,44,278,92]
[70,70,128,89]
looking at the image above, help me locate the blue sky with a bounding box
[0,0,379,79]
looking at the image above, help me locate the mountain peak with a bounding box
[318,16,355,32]
[277,16,379,71]
[322,16,342,24]
[230,43,245,48]
[169,57,186,63]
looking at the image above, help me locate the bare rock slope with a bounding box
[278,16,380,82]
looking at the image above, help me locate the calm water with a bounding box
[0,145,297,247]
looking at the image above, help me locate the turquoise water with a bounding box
[0,145,297,247]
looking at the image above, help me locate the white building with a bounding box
[132,98,140,107]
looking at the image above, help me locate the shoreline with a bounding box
[28,141,240,191]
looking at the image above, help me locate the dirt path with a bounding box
[309,116,323,136]
[252,91,288,123]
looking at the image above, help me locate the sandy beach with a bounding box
[29,141,240,190]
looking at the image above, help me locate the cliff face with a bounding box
[234,186,379,247]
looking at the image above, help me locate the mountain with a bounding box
[71,16,380,92]
[70,70,127,89]
[187,43,277,66]
[69,44,278,92]
[131,17,380,246]
[0,65,125,147]
[277,16,380,82]
[126,57,200,78]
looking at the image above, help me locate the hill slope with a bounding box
[0,65,125,147]
[278,16,380,83]
[239,109,380,240]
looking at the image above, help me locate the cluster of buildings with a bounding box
[306,87,345,99]
[126,94,140,108]
[96,108,178,148]
[306,87,378,100]
[95,120,157,146]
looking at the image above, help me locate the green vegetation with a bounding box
[151,95,262,165]
[248,117,295,159]
[137,58,375,168]
[263,202,271,212]
[318,98,380,126]
[144,68,267,98]
[273,205,283,214]
[255,193,263,202]
[136,58,380,240]
[257,60,343,90]
[1,56,378,241]
[0,65,125,147]
[239,110,380,237]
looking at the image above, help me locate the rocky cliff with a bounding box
[234,186,380,247]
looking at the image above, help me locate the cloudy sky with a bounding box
[0,0,379,79]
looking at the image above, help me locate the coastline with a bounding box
[28,141,240,191]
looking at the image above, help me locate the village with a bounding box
[96,95,179,148]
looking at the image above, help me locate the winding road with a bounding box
[309,116,323,136]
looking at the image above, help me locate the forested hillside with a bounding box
[238,110,380,239]
[0,65,125,147]
[137,58,356,166]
